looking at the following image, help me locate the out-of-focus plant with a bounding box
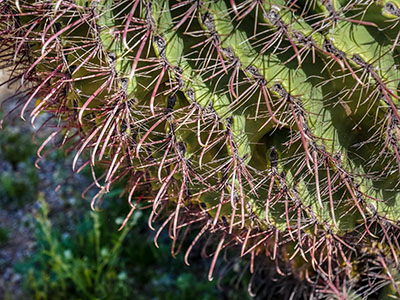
[17,193,248,300]
[19,194,136,300]
[0,119,39,209]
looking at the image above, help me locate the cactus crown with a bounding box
[2,0,400,298]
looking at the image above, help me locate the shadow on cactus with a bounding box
[2,0,400,298]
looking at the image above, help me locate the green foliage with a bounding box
[17,194,248,300]
[0,227,9,245]
[0,122,38,208]
[0,127,36,165]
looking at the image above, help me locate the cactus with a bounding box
[2,0,400,298]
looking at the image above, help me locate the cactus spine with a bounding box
[2,0,400,298]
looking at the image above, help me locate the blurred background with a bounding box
[0,71,253,299]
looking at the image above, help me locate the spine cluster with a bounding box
[2,0,400,298]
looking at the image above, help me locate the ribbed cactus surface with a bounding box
[2,0,400,298]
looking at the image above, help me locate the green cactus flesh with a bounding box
[2,0,400,298]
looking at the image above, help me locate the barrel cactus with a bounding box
[2,0,400,298]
